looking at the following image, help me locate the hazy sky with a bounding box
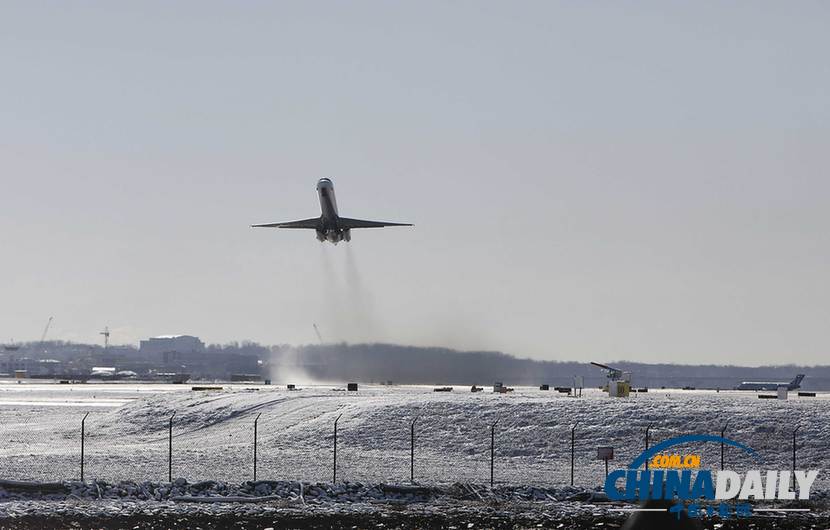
[2,2,828,365]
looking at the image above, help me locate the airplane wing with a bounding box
[338,217,413,229]
[251,217,320,229]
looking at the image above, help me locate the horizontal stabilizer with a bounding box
[338,217,413,229]
[251,217,320,229]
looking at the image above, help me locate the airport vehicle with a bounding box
[735,374,805,391]
[251,178,412,244]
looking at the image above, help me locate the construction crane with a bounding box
[100,326,110,350]
[313,323,324,344]
[39,316,54,354]
[40,317,54,343]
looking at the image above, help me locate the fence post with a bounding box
[490,419,499,487]
[410,416,418,483]
[333,413,342,483]
[645,423,653,471]
[792,425,801,491]
[168,412,176,483]
[719,420,729,471]
[570,422,579,486]
[80,412,89,482]
[254,413,262,482]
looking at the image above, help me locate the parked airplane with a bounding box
[251,178,412,244]
[735,374,805,391]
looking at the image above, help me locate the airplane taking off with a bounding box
[735,374,805,391]
[251,178,412,244]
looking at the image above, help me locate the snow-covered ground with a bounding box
[0,382,827,491]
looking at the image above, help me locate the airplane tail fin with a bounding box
[790,374,805,388]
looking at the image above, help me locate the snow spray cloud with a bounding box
[343,244,384,341]
[603,434,819,520]
[316,244,384,343]
[269,346,318,385]
[318,244,491,354]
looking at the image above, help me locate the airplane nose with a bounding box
[317,178,333,190]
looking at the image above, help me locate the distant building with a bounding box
[139,335,205,356]
[0,356,64,377]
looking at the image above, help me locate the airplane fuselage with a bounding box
[736,382,795,391]
[316,178,350,243]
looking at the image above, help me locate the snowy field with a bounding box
[0,381,827,491]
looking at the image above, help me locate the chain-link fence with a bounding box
[0,407,822,489]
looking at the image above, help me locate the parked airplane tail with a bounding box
[790,374,805,389]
